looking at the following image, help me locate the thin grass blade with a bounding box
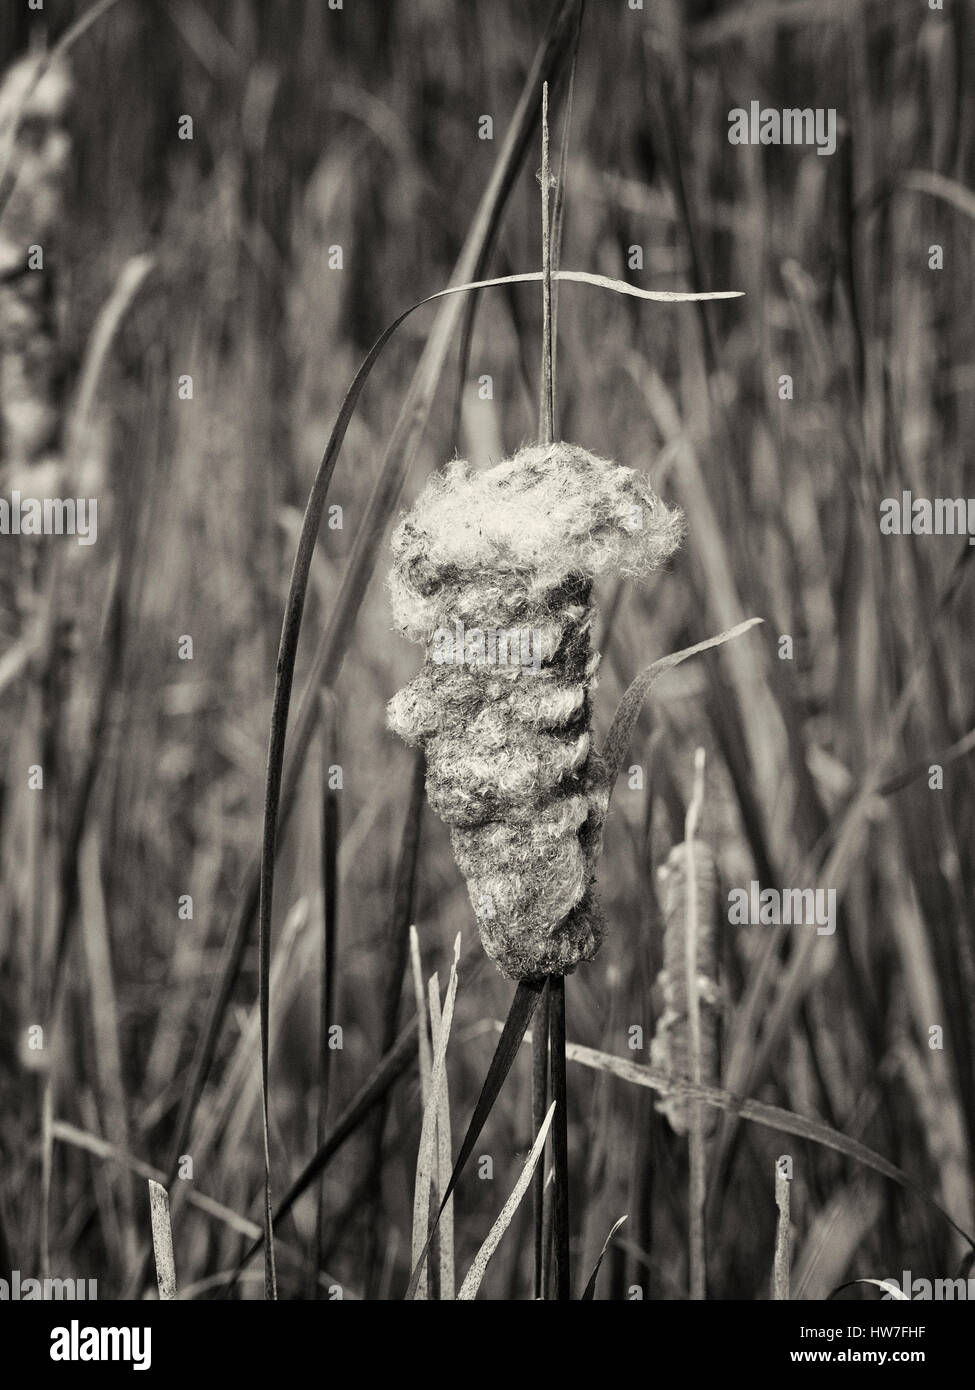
[580,1214,628,1301]
[456,1102,556,1300]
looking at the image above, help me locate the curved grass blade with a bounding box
[899,169,975,223]
[580,1214,628,1301]
[456,1102,556,1300]
[829,1278,909,1301]
[600,619,763,793]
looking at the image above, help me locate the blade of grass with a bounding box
[457,1101,556,1300]
[830,1278,909,1301]
[409,927,433,1110]
[312,691,340,1296]
[79,825,135,1268]
[600,619,763,791]
[580,1214,628,1301]
[429,974,455,1300]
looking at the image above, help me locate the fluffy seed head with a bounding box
[387,442,684,981]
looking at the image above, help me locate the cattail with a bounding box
[0,53,73,474]
[649,839,721,1134]
[387,442,684,981]
[0,53,73,633]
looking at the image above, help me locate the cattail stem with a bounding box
[550,974,571,1300]
[539,81,555,445]
[534,82,566,1302]
[532,980,551,1298]
[684,748,707,1299]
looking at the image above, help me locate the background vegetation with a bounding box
[1,0,973,1300]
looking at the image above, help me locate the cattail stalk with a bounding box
[684,748,708,1300]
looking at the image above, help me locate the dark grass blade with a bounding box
[310,691,340,1297]
[405,978,544,1299]
[363,753,425,1296]
[531,981,551,1299]
[549,974,570,1300]
[580,1214,628,1301]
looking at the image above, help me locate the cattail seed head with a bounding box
[388,442,684,980]
[650,839,721,1134]
[0,54,73,473]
